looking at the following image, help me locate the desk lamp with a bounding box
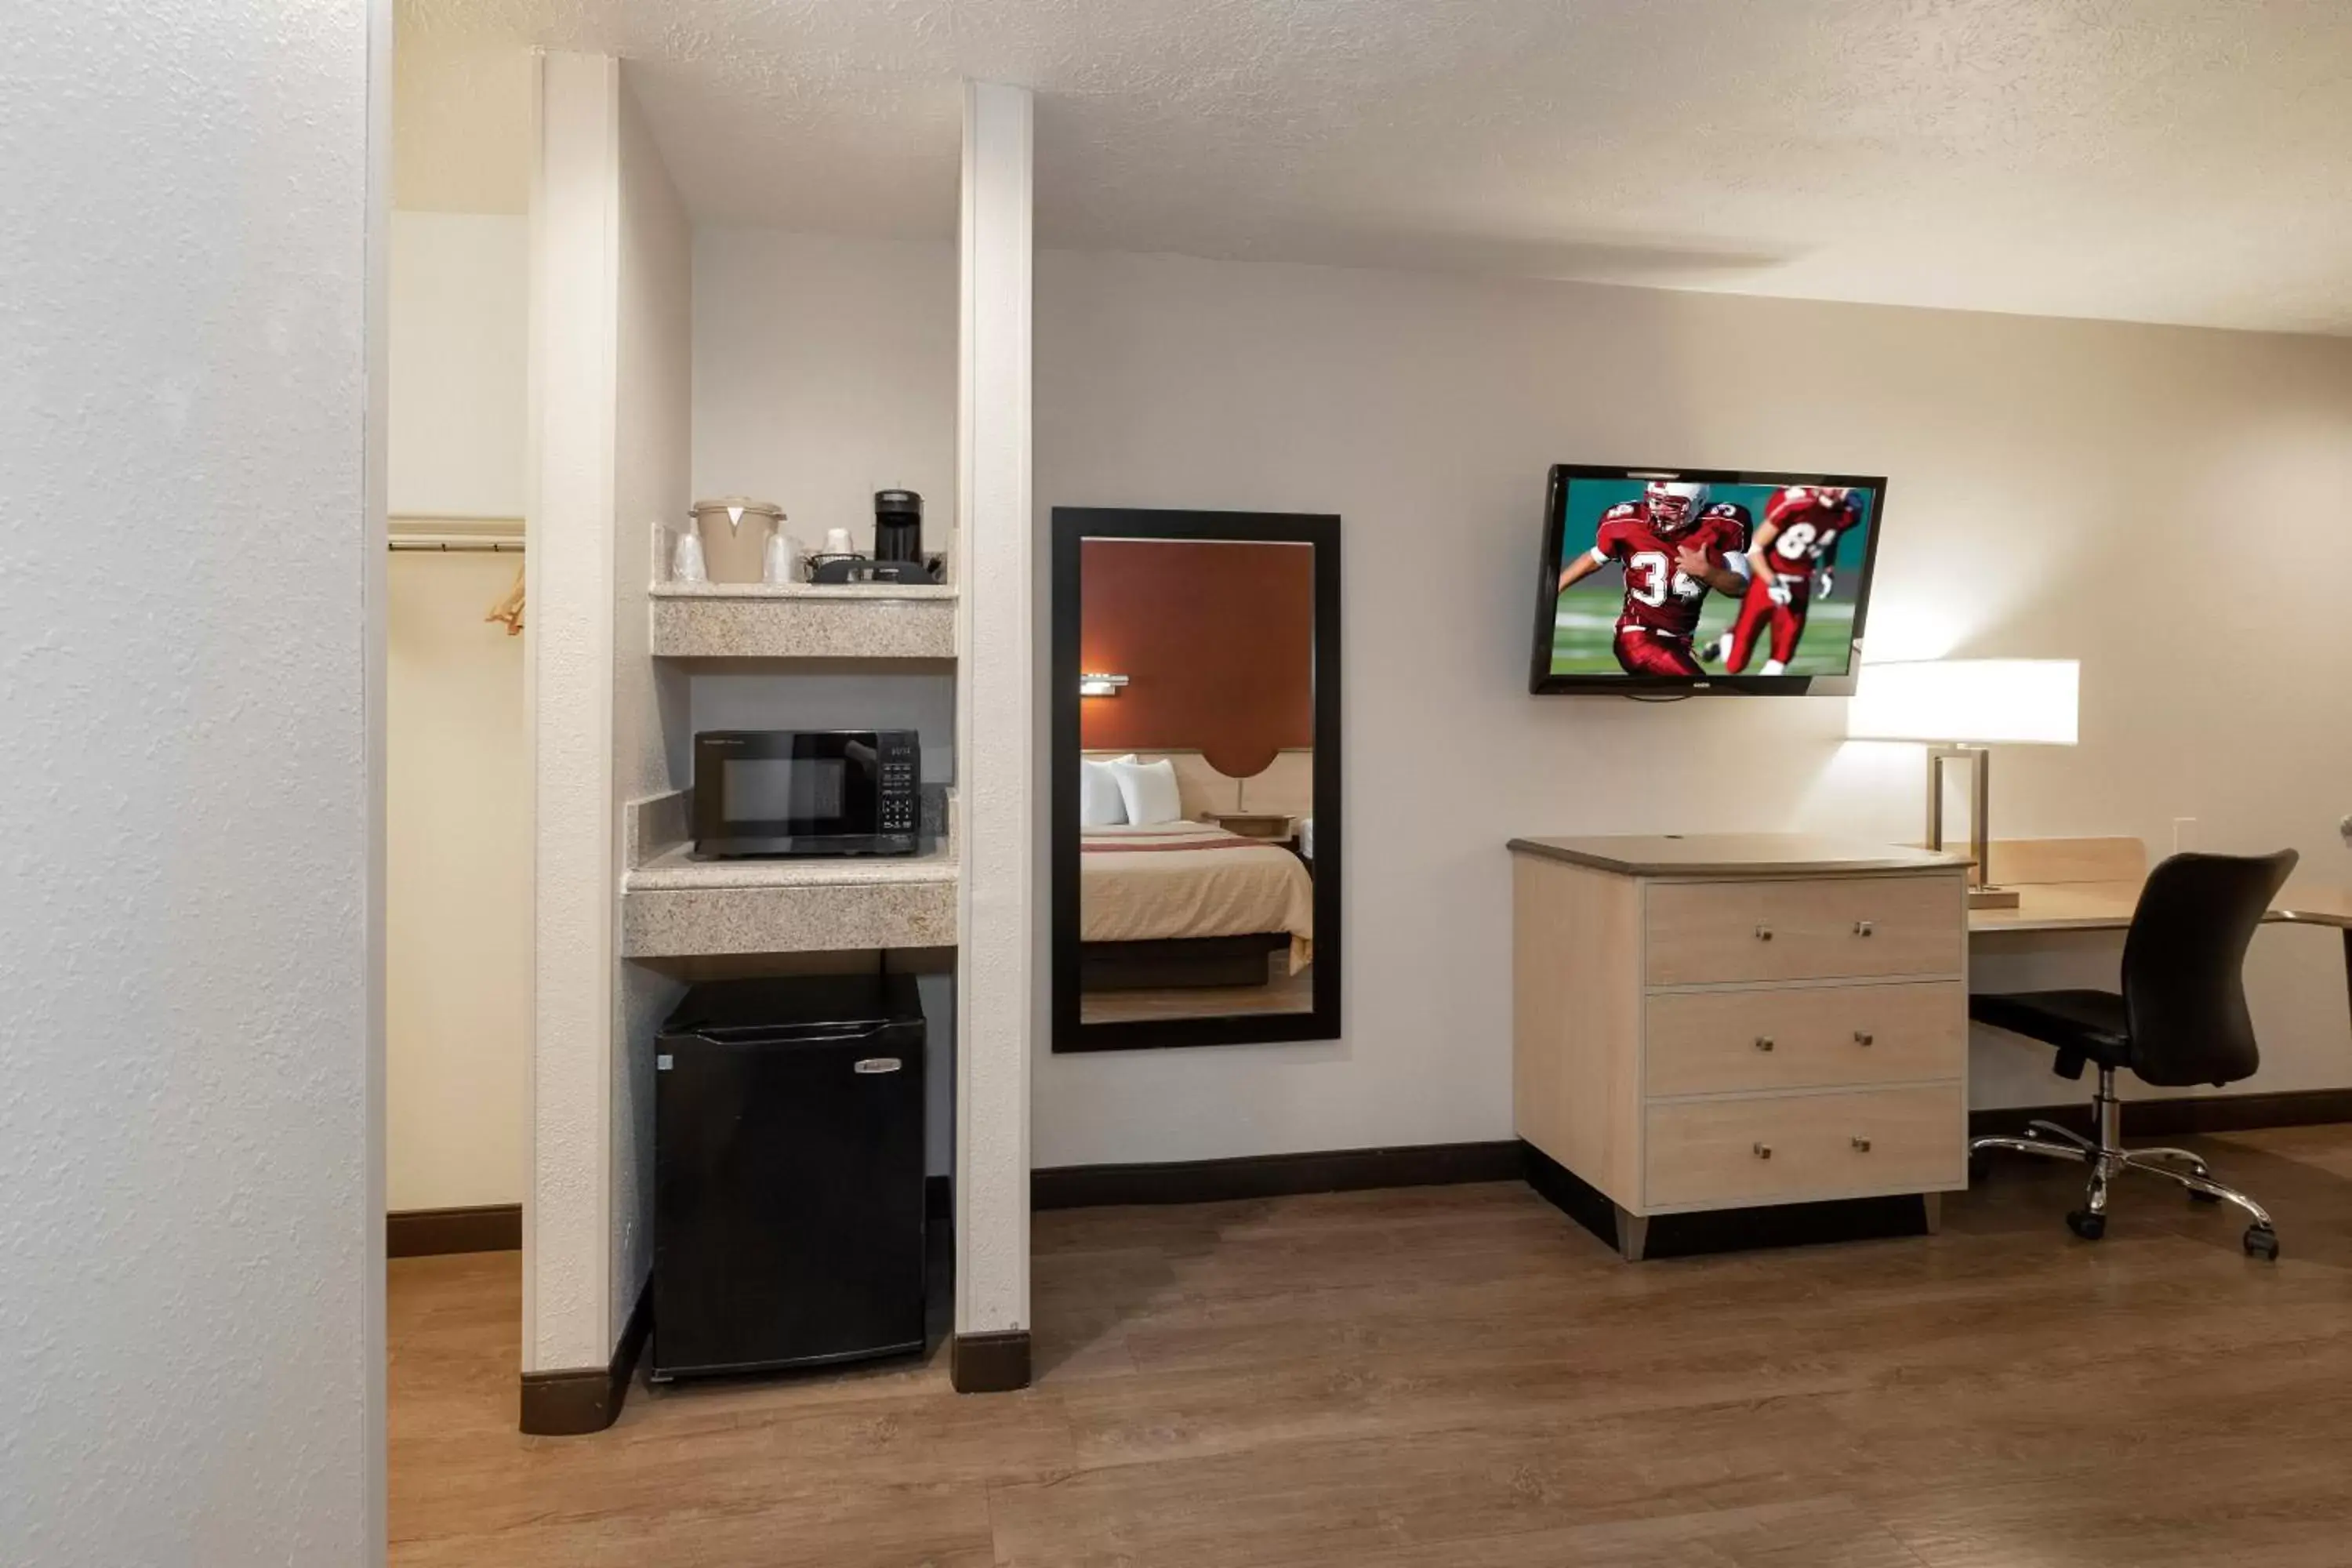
[1847,659,2080,909]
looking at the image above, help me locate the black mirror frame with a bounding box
[1050,508,1343,1053]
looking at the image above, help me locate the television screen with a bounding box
[1530,465,1887,695]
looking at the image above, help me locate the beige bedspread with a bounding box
[1080,822,1314,971]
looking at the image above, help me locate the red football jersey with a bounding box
[1759,486,1861,578]
[1591,507,1746,637]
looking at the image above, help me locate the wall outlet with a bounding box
[2172,817,2198,854]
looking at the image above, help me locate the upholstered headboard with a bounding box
[1081,747,1314,819]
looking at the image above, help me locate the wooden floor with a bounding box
[392,1123,2352,1566]
[1080,953,1312,1024]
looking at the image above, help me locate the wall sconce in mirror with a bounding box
[1078,672,1130,697]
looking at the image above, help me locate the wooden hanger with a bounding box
[485,566,524,636]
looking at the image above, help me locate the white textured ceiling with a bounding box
[395,0,2352,333]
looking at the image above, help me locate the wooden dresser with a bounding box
[1509,833,1970,1260]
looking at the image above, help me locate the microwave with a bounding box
[691,730,920,858]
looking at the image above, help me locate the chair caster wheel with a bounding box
[2245,1225,2280,1261]
[2188,1187,2222,1204]
[2066,1209,2106,1241]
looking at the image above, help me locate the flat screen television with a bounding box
[1530,464,1888,696]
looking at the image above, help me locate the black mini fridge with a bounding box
[652,974,927,1381]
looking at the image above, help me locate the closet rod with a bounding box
[390,514,524,554]
[389,535,524,554]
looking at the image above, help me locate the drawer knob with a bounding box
[1755,924,1774,942]
[1853,920,1875,938]
[1753,1035,1776,1052]
[1854,1029,1875,1047]
[1851,1136,1873,1152]
[1753,1142,1773,1160]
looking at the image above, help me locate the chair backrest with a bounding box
[2121,849,2297,1087]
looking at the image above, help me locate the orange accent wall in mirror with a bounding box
[1078,538,1312,779]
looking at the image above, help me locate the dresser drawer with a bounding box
[1645,982,1965,1098]
[1644,1085,1965,1210]
[1644,875,1961,986]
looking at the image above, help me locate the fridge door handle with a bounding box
[687,1022,892,1047]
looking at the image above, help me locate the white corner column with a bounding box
[953,79,1036,1392]
[520,52,688,1435]
[524,51,622,1396]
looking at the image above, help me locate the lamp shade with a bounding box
[1846,659,2078,746]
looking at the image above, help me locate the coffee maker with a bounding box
[808,489,939,584]
[873,489,923,564]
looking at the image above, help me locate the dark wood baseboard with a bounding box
[1027,1088,2352,1223]
[518,1276,653,1436]
[1522,1140,1933,1259]
[1970,1087,2352,1142]
[950,1330,1031,1393]
[387,1203,521,1258]
[1519,1140,1619,1243]
[1032,1138,1523,1210]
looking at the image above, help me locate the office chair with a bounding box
[1969,848,2296,1260]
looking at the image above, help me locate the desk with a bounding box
[1966,839,2352,1029]
[1970,880,2352,936]
[2275,892,2352,1036]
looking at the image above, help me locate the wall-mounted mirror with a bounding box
[1051,509,1341,1051]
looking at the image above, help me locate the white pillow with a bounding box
[1111,757,1184,826]
[1080,756,1133,827]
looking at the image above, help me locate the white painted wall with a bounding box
[956,82,1037,1344]
[0,1,383,1561]
[389,212,529,518]
[688,669,956,782]
[688,230,964,1182]
[387,552,529,1210]
[683,140,987,1292]
[610,67,694,1334]
[1031,249,2352,1167]
[694,227,958,557]
[386,209,531,1214]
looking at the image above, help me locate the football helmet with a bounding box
[1644,481,1711,535]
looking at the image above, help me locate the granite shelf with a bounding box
[649,580,957,661]
[620,842,958,958]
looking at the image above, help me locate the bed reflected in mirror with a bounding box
[1051,509,1341,1051]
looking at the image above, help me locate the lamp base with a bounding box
[1967,885,2022,911]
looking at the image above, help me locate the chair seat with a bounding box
[1969,989,2132,1069]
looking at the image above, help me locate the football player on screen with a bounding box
[1704,484,1862,675]
[1694,498,1755,555]
[1555,482,1751,677]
